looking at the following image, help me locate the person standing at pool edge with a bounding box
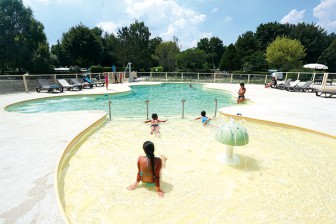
[104,72,109,90]
[237,83,246,104]
[127,141,165,197]
[119,72,122,83]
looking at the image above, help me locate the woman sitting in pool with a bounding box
[127,141,166,197]
[144,113,167,136]
[195,110,211,126]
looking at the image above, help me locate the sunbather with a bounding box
[127,141,166,197]
[265,77,277,88]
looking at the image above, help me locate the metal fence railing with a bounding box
[0,71,335,94]
[137,71,335,85]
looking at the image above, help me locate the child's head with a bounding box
[152,113,158,120]
[240,83,245,87]
[201,111,206,117]
[143,141,155,156]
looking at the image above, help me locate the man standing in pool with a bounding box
[237,83,246,104]
[144,113,167,136]
[127,141,166,197]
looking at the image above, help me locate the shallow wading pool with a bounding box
[59,117,336,223]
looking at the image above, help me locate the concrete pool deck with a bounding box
[0,82,335,223]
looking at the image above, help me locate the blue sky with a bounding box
[22,0,336,50]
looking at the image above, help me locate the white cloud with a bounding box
[212,8,219,13]
[280,9,305,24]
[224,16,232,22]
[97,22,119,34]
[124,0,207,49]
[313,0,336,31]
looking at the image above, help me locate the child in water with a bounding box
[144,113,167,136]
[127,141,166,197]
[195,111,211,126]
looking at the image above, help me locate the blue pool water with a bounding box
[6,83,235,117]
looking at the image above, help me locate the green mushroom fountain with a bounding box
[215,120,249,165]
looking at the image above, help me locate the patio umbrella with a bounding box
[303,63,328,70]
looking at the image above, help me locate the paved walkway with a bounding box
[0,82,335,224]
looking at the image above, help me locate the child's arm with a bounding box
[144,119,151,123]
[155,159,164,197]
[194,116,201,120]
[158,119,167,123]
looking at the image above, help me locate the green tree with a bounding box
[177,48,207,70]
[25,20,51,73]
[235,31,261,69]
[197,37,224,68]
[0,0,50,74]
[116,20,151,71]
[256,22,291,51]
[50,40,72,67]
[266,36,306,71]
[288,23,331,64]
[60,24,103,68]
[219,44,239,72]
[148,37,163,68]
[153,41,179,71]
[101,33,119,67]
[318,39,336,72]
[242,51,268,72]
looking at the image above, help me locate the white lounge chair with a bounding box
[58,79,82,91]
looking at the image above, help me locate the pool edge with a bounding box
[54,113,108,224]
[219,111,336,139]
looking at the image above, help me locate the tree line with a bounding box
[1,0,336,75]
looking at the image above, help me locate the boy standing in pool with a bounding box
[145,113,167,136]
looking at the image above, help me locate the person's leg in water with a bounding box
[155,126,160,137]
[150,126,155,134]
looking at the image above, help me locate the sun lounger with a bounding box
[91,78,105,87]
[315,88,336,98]
[279,79,300,90]
[70,78,93,89]
[36,79,63,93]
[286,80,314,92]
[276,78,292,90]
[57,79,82,91]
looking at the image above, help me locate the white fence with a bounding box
[0,71,334,94]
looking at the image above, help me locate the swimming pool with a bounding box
[58,118,336,223]
[6,83,235,117]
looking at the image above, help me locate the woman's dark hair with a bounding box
[201,111,206,116]
[152,113,158,120]
[143,141,155,180]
